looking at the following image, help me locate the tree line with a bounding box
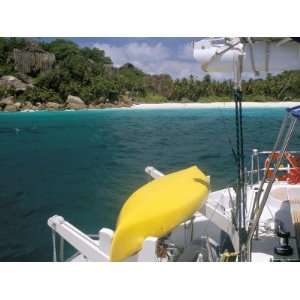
[1,37,300,104]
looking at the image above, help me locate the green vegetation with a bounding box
[138,94,168,103]
[0,38,26,77]
[1,37,300,105]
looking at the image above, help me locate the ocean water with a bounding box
[1,107,299,261]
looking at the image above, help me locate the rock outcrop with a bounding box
[45,102,61,110]
[15,72,33,84]
[0,75,32,92]
[14,102,22,111]
[66,95,85,105]
[0,94,133,112]
[65,95,87,109]
[88,103,109,109]
[21,101,35,111]
[12,44,55,75]
[66,103,87,110]
[0,96,15,108]
[3,104,17,112]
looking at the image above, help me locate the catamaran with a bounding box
[48,37,300,262]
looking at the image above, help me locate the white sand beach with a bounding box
[131,102,300,109]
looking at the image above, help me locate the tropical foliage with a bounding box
[1,37,300,104]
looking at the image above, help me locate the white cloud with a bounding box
[93,41,232,80]
[178,42,194,60]
[138,60,203,79]
[94,42,170,66]
[94,42,201,78]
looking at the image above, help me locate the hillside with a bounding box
[1,38,300,111]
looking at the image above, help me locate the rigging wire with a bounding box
[217,102,238,165]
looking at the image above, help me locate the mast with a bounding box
[193,37,300,261]
[193,38,249,260]
[233,51,247,261]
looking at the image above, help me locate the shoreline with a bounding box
[131,102,300,109]
[1,101,300,113]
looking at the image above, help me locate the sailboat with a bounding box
[48,37,300,262]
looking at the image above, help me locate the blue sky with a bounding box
[42,37,205,79]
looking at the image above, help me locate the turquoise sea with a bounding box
[1,107,299,261]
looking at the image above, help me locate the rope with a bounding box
[220,250,239,262]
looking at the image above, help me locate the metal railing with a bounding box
[51,231,99,262]
[246,112,298,261]
[247,149,300,186]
